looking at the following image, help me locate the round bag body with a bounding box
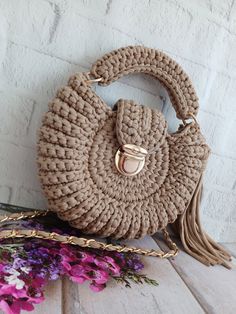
[37,46,210,240]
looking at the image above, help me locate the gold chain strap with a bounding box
[0,210,178,258]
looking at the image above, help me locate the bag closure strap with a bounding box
[0,210,178,259]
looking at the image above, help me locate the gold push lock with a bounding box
[115,144,148,176]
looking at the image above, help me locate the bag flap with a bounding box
[115,99,167,153]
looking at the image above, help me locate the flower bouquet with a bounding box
[0,203,158,314]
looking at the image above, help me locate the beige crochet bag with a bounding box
[37,46,231,267]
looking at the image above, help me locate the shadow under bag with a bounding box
[36,46,231,268]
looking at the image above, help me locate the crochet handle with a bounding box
[90,46,198,120]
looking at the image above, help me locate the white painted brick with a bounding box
[0,0,134,67]
[51,0,233,25]
[0,12,7,65]
[46,0,110,17]
[176,0,234,19]
[1,0,235,75]
[14,186,47,209]
[48,11,136,67]
[202,216,234,242]
[0,0,56,49]
[204,154,236,191]
[229,1,236,31]
[218,223,236,242]
[201,72,231,115]
[0,186,12,203]
[213,30,236,76]
[201,188,236,241]
[0,142,41,189]
[202,189,236,221]
[0,91,35,137]
[1,41,82,98]
[106,0,223,67]
[222,117,236,155]
[197,111,223,149]
[224,78,236,114]
[198,110,236,156]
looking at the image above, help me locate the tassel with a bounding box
[174,176,232,268]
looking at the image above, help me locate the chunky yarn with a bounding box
[37,46,230,266]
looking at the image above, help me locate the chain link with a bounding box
[0,210,178,258]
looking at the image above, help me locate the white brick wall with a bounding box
[0,0,235,241]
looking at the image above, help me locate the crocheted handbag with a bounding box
[37,46,231,267]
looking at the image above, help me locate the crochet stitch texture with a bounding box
[37,46,210,239]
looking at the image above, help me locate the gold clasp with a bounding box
[115,144,148,176]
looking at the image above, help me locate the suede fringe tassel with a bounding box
[176,176,232,269]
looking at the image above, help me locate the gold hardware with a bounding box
[182,112,198,126]
[115,144,148,176]
[0,210,178,258]
[188,112,198,124]
[85,72,102,84]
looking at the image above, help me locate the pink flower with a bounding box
[0,264,5,272]
[60,247,76,271]
[0,283,44,304]
[0,285,25,298]
[0,286,33,314]
[60,247,75,262]
[0,299,34,314]
[61,245,94,262]
[60,246,95,272]
[84,269,109,285]
[67,264,109,285]
[25,286,45,304]
[0,276,45,314]
[76,252,94,264]
[29,276,46,290]
[94,257,121,276]
[68,265,87,284]
[90,282,106,292]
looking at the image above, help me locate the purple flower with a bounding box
[0,217,152,314]
[20,220,44,231]
[126,256,144,272]
[12,258,28,270]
